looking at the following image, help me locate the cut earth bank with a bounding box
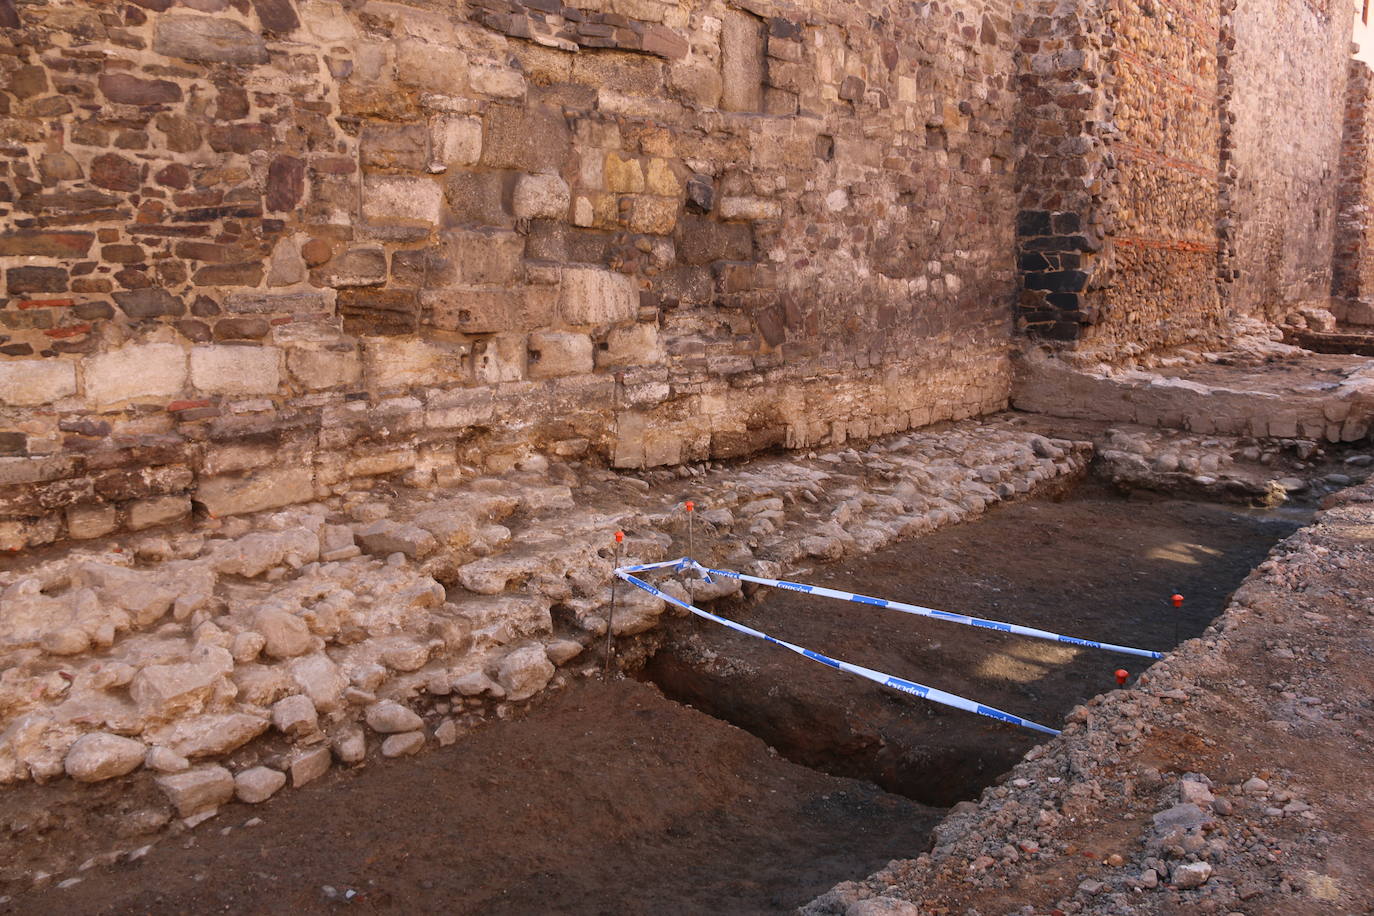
[0,405,1369,911]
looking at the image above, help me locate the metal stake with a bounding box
[604,532,623,677]
[686,499,695,560]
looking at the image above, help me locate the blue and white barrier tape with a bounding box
[689,561,1163,660]
[615,570,1061,736]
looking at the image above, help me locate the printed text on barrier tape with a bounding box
[615,570,1061,737]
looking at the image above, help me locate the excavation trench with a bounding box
[5,481,1308,914]
[641,481,1305,808]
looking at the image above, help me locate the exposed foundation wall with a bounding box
[0,0,1019,550]
[1228,0,1349,322]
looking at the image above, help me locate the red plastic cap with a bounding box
[1115,669,1129,685]
[685,500,694,512]
[614,531,624,544]
[1171,593,1184,607]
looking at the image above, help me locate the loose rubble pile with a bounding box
[0,418,1089,837]
[806,482,1374,915]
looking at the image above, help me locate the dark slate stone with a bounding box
[265,155,305,212]
[1052,211,1082,234]
[1016,209,1052,237]
[113,288,185,319]
[98,73,183,105]
[686,175,715,214]
[153,15,269,64]
[251,0,299,33]
[1024,270,1088,293]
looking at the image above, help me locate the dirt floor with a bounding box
[1,677,940,915]
[1,485,1304,915]
[646,484,1305,806]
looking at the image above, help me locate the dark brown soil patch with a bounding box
[3,678,940,915]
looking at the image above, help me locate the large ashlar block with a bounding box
[362,175,443,226]
[362,337,467,390]
[528,331,593,379]
[431,116,482,169]
[0,359,77,406]
[513,174,571,220]
[190,346,281,395]
[558,267,639,326]
[596,323,666,368]
[394,39,468,95]
[84,343,187,407]
[197,468,315,518]
[287,346,362,391]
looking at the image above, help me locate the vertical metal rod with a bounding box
[686,499,695,559]
[604,532,623,677]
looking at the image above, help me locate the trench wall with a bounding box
[0,0,1019,550]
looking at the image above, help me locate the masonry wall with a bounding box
[1228,0,1350,322]
[0,0,1019,550]
[1333,59,1374,322]
[1016,0,1353,356]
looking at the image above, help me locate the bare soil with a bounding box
[2,678,941,915]
[646,484,1303,805]
[2,485,1303,915]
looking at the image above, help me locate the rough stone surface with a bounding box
[234,766,286,804]
[155,766,234,818]
[63,733,146,783]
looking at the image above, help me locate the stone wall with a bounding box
[1333,59,1374,324]
[1016,0,1353,356]
[1228,0,1349,323]
[0,0,1020,550]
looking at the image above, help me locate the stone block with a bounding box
[528,331,593,379]
[289,746,331,787]
[469,63,526,99]
[395,39,468,94]
[234,766,286,804]
[603,153,644,192]
[480,103,568,172]
[559,267,639,326]
[156,766,235,818]
[421,287,521,334]
[65,733,147,783]
[719,196,780,220]
[362,175,443,226]
[441,228,524,286]
[314,246,387,287]
[628,196,679,235]
[361,336,467,390]
[190,345,281,395]
[154,15,268,64]
[127,495,192,531]
[432,116,482,169]
[513,174,571,220]
[196,467,315,518]
[596,323,666,368]
[286,346,362,391]
[66,504,118,540]
[84,343,187,407]
[360,123,430,171]
[496,645,555,701]
[0,359,77,406]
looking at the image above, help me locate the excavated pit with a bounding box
[643,481,1305,808]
